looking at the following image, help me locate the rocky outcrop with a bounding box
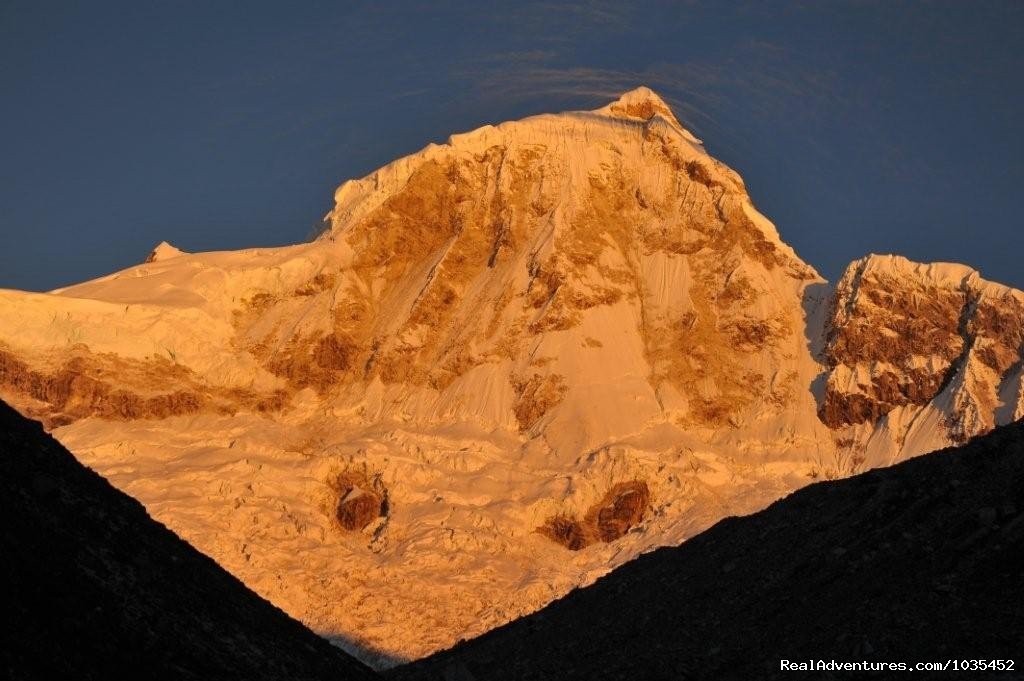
[594,481,650,542]
[819,255,1024,444]
[537,515,592,551]
[512,373,567,432]
[330,469,389,533]
[0,349,204,426]
[539,481,651,550]
[819,256,967,429]
[0,346,285,428]
[338,486,384,531]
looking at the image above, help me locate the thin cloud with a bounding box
[453,37,846,164]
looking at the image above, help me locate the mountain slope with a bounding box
[391,420,1024,681]
[820,254,1024,460]
[0,399,379,681]
[0,88,1021,665]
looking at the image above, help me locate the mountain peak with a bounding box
[598,86,697,142]
[608,85,673,114]
[144,241,185,263]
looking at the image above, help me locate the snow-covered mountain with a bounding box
[820,254,1024,458]
[0,88,1020,666]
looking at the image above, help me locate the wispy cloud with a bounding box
[450,37,841,162]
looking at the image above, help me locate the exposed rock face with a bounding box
[0,345,284,428]
[0,399,378,681]
[819,255,1024,452]
[819,258,968,428]
[540,481,651,549]
[0,89,1020,666]
[0,348,203,425]
[538,515,592,551]
[338,486,383,531]
[595,481,650,542]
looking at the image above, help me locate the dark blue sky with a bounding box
[2,1,1022,291]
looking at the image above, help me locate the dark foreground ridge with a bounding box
[0,400,378,681]
[392,422,1024,681]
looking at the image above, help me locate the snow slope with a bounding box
[0,88,1020,666]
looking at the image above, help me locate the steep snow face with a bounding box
[312,85,823,459]
[0,88,1020,666]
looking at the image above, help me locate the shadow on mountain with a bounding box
[800,279,831,412]
[0,400,379,680]
[391,421,1024,681]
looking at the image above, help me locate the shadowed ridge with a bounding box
[0,399,381,680]
[390,420,1024,681]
